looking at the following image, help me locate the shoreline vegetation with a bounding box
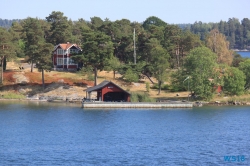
[1,61,250,107]
[1,81,250,106]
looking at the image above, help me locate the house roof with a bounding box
[86,80,130,94]
[53,43,82,51]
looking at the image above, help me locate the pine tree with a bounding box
[23,17,44,72]
[46,11,72,45]
[35,43,54,90]
[0,27,16,83]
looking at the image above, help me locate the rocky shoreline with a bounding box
[207,101,250,106]
[0,95,83,104]
[1,97,250,107]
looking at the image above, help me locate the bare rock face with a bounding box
[18,88,26,94]
[13,73,29,85]
[58,79,64,83]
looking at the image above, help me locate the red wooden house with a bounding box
[209,78,223,93]
[52,43,82,71]
[85,81,131,102]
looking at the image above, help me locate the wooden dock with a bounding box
[82,102,193,108]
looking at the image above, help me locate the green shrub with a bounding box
[1,93,26,99]
[124,68,138,83]
[78,65,95,81]
[170,85,186,92]
[151,83,169,90]
[87,72,94,81]
[130,92,139,102]
[130,92,155,102]
[162,84,170,90]
[223,67,246,96]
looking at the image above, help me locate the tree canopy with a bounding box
[72,30,113,85]
[182,47,218,100]
[23,17,45,72]
[206,29,233,65]
[142,16,167,30]
[46,11,72,45]
[223,67,246,95]
[239,59,250,89]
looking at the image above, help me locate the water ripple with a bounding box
[0,102,249,165]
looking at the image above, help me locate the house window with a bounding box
[57,49,64,55]
[70,49,78,54]
[57,58,64,65]
[57,58,76,65]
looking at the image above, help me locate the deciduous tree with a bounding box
[150,46,169,94]
[239,59,250,89]
[223,67,246,95]
[206,29,233,65]
[183,47,218,100]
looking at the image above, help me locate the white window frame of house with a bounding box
[66,49,69,54]
[57,58,64,65]
[57,49,64,55]
[70,49,78,54]
[57,58,76,65]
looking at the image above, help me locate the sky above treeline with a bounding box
[0,0,249,24]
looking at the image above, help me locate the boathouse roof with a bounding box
[86,80,130,94]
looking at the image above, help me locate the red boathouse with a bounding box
[85,81,130,102]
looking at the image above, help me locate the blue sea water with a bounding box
[237,51,250,58]
[0,101,249,165]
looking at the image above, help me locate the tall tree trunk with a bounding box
[181,47,184,67]
[145,73,155,84]
[158,80,162,95]
[94,67,97,86]
[42,69,45,90]
[3,56,6,71]
[31,60,33,72]
[176,45,180,68]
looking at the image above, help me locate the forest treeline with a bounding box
[1,17,250,49]
[0,19,22,29]
[0,11,250,100]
